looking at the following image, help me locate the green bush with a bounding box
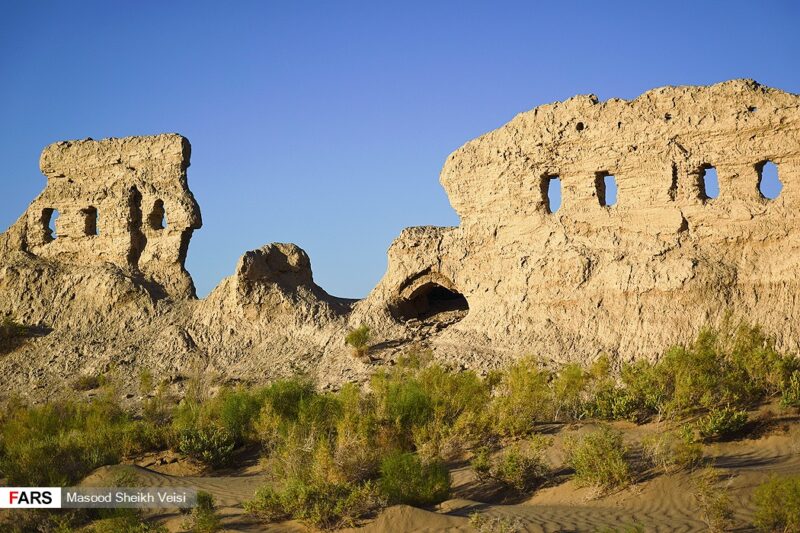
[0,397,167,486]
[245,479,385,529]
[490,357,551,436]
[181,491,221,533]
[781,371,800,409]
[583,355,644,422]
[550,363,588,422]
[641,426,703,473]
[378,452,450,506]
[655,324,783,417]
[580,322,795,423]
[255,378,317,449]
[585,384,639,422]
[411,364,491,460]
[691,467,733,533]
[142,381,175,426]
[695,407,748,441]
[345,324,371,359]
[471,437,551,493]
[177,427,236,467]
[564,426,632,491]
[173,385,266,449]
[752,474,800,532]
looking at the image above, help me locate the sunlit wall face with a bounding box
[1,1,798,298]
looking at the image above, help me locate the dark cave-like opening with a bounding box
[393,282,469,325]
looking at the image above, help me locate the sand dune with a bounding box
[77,418,800,532]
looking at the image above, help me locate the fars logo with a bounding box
[0,487,62,508]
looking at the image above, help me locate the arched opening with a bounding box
[41,208,59,242]
[393,282,469,326]
[699,164,719,200]
[757,161,782,200]
[81,206,98,236]
[542,175,562,213]
[596,172,618,207]
[148,199,166,230]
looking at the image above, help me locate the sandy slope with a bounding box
[78,415,800,532]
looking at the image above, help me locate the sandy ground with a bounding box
[76,409,800,532]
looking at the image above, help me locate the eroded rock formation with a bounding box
[1,79,798,398]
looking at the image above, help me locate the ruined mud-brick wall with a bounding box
[355,80,800,365]
[2,79,799,399]
[2,134,202,298]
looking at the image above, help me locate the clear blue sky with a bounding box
[1,1,798,298]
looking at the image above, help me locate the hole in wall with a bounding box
[42,208,59,241]
[148,199,166,230]
[81,206,98,236]
[757,161,782,200]
[543,175,562,213]
[576,122,585,131]
[699,165,719,200]
[748,106,758,113]
[393,282,469,326]
[128,187,146,268]
[596,173,618,207]
[664,113,672,121]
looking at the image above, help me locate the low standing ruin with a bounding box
[1,79,798,395]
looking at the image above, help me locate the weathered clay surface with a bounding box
[1,79,798,398]
[354,79,800,367]
[2,134,201,298]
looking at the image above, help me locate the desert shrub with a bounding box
[345,324,371,359]
[550,363,588,422]
[261,378,316,420]
[691,467,734,532]
[73,374,103,391]
[490,357,552,436]
[618,359,668,419]
[583,355,642,422]
[585,384,639,422]
[181,491,221,533]
[245,479,385,529]
[142,381,175,426]
[0,316,27,354]
[371,367,433,450]
[0,396,166,486]
[641,426,703,473]
[656,324,785,418]
[411,364,491,460]
[468,511,524,533]
[752,474,800,532]
[172,383,273,466]
[564,426,632,491]
[255,378,317,449]
[378,451,450,506]
[174,385,265,446]
[781,370,800,409]
[723,322,793,396]
[330,384,380,482]
[579,322,796,423]
[695,407,748,441]
[177,426,236,467]
[471,437,551,492]
[120,420,172,457]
